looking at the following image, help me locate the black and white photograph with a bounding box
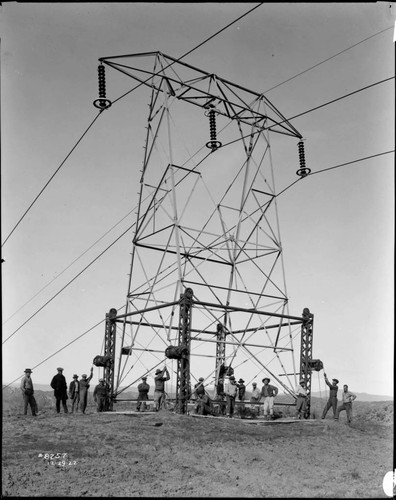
[1,2,394,498]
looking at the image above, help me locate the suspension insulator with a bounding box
[296,140,311,177]
[205,107,222,151]
[93,63,112,110]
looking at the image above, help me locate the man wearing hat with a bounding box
[154,367,170,411]
[68,374,80,413]
[224,375,238,418]
[237,378,246,414]
[136,376,150,412]
[250,382,261,416]
[321,372,339,419]
[50,367,68,414]
[295,380,308,419]
[20,369,37,416]
[93,378,108,412]
[335,384,357,423]
[79,367,94,414]
[261,377,279,420]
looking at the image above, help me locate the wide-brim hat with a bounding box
[252,382,257,385]
[56,367,64,371]
[142,376,147,380]
[262,377,270,383]
[238,379,245,383]
[332,378,339,384]
[24,369,32,373]
[155,369,162,374]
[73,374,78,378]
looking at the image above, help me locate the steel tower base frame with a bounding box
[103,296,318,415]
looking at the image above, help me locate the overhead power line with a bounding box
[263,25,393,94]
[110,2,264,105]
[1,111,103,248]
[267,76,395,131]
[1,3,263,250]
[2,221,135,345]
[276,150,395,197]
[2,319,105,390]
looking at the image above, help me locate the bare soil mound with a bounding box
[2,403,393,498]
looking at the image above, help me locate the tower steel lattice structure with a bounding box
[95,52,319,414]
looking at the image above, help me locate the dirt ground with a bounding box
[1,404,393,498]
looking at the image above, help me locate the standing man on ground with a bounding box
[295,380,308,419]
[69,374,80,413]
[321,372,339,419]
[225,375,238,418]
[250,381,261,416]
[93,378,108,412]
[20,368,37,416]
[50,367,68,414]
[261,377,279,420]
[136,376,150,412]
[335,385,357,423]
[79,368,94,414]
[154,367,170,411]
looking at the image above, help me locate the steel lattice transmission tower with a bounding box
[96,52,316,413]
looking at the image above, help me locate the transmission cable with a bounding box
[2,221,136,345]
[1,111,103,248]
[110,2,264,106]
[263,25,393,94]
[2,318,104,390]
[2,206,137,326]
[2,4,263,250]
[267,76,394,131]
[276,150,394,198]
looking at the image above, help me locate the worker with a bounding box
[224,375,238,418]
[68,374,80,413]
[261,377,278,420]
[237,378,246,414]
[154,367,170,411]
[79,367,94,414]
[250,382,261,416]
[335,384,357,423]
[136,376,150,412]
[20,368,37,416]
[321,372,339,419]
[295,380,308,419]
[50,367,68,414]
[93,378,108,412]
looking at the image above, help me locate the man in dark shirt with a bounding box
[321,372,339,419]
[93,378,108,412]
[154,367,170,411]
[136,376,150,412]
[50,367,68,414]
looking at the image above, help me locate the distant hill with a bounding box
[4,384,392,403]
[311,391,393,402]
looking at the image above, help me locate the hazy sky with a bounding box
[1,3,394,397]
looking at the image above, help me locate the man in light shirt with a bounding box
[295,380,308,419]
[20,368,37,416]
[335,385,357,423]
[69,374,80,413]
[250,382,261,416]
[225,375,238,418]
[261,377,279,420]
